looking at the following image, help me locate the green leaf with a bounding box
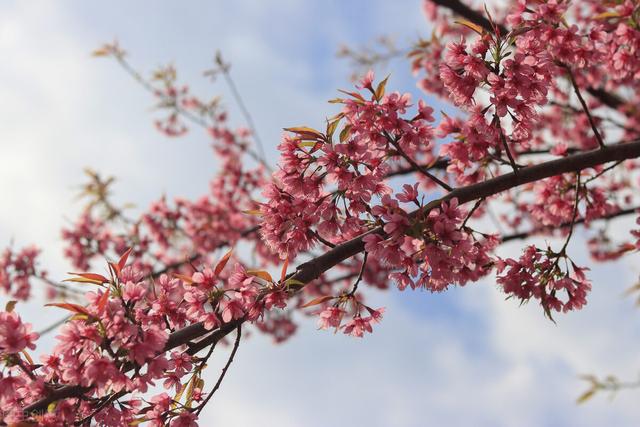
[185,375,200,408]
[576,388,597,404]
[339,125,352,143]
[594,11,620,20]
[285,278,305,288]
[374,75,390,101]
[298,140,319,148]
[454,19,485,35]
[69,314,89,322]
[172,381,188,409]
[242,209,263,216]
[5,300,17,313]
[326,119,340,140]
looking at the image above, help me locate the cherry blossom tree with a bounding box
[2,0,640,424]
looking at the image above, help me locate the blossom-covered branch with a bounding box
[4,1,640,423]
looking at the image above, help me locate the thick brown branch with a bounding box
[24,321,241,415]
[23,139,640,415]
[288,140,640,284]
[386,147,581,178]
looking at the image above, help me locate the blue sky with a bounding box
[1,1,639,426]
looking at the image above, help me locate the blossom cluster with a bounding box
[364,197,498,292]
[3,1,640,422]
[496,245,592,314]
[414,0,640,174]
[317,303,385,338]
[260,73,439,260]
[527,173,615,227]
[0,251,292,425]
[52,56,273,321]
[0,245,44,300]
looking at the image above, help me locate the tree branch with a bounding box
[23,139,640,415]
[563,65,605,147]
[288,139,640,284]
[194,325,242,416]
[389,138,453,191]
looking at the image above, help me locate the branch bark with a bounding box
[288,140,640,284]
[23,139,640,415]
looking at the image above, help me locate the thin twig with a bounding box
[38,315,71,336]
[549,101,635,134]
[114,55,270,169]
[584,160,624,184]
[313,230,336,248]
[389,137,453,191]
[560,172,582,254]
[220,67,269,168]
[76,391,126,426]
[348,252,368,296]
[461,198,485,229]
[194,325,242,416]
[563,64,606,148]
[502,205,639,242]
[496,116,519,174]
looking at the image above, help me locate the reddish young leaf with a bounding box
[280,257,289,283]
[214,249,233,276]
[283,126,324,139]
[65,272,109,285]
[96,288,111,314]
[21,349,34,365]
[337,89,366,102]
[301,295,335,308]
[454,19,485,35]
[45,302,92,316]
[246,269,274,283]
[174,273,195,285]
[117,248,133,272]
[63,276,107,285]
[374,75,390,101]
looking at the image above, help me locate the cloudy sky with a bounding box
[1,1,639,426]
